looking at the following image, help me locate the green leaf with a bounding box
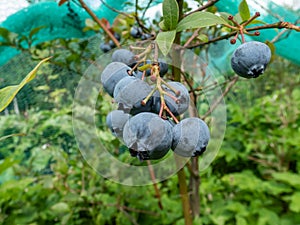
[238,0,250,21]
[29,26,46,39]
[162,0,179,30]
[0,56,51,112]
[236,216,247,225]
[176,12,228,32]
[197,34,209,42]
[290,192,300,212]
[156,30,176,56]
[272,172,300,188]
[0,133,26,141]
[159,20,167,30]
[247,19,267,25]
[51,202,70,214]
[0,27,18,43]
[0,157,19,174]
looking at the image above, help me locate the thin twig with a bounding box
[147,160,163,210]
[98,0,134,18]
[201,76,239,119]
[184,0,220,18]
[187,21,300,49]
[118,207,139,225]
[142,0,154,20]
[78,0,120,47]
[183,28,202,47]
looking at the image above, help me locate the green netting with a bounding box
[0,0,299,69]
[215,0,300,65]
[0,0,124,67]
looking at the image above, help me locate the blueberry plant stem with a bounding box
[78,0,121,48]
[201,76,239,120]
[183,0,220,18]
[189,157,200,218]
[147,160,163,210]
[174,1,193,224]
[187,22,300,49]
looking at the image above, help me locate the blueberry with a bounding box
[136,60,168,77]
[130,26,143,38]
[231,41,271,78]
[114,33,121,41]
[141,33,153,40]
[100,62,132,96]
[172,117,210,157]
[113,76,153,114]
[106,110,131,139]
[100,43,112,53]
[123,112,173,160]
[108,40,116,48]
[158,60,169,76]
[152,81,190,116]
[112,49,136,66]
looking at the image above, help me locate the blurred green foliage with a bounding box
[0,0,300,224]
[0,56,300,224]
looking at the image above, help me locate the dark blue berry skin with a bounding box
[100,43,112,53]
[113,76,153,115]
[231,41,271,78]
[114,33,121,41]
[108,40,116,48]
[158,61,169,76]
[151,82,190,116]
[112,49,136,66]
[171,117,210,157]
[130,26,143,38]
[123,112,173,160]
[100,62,132,97]
[108,33,121,48]
[106,110,130,139]
[141,33,153,40]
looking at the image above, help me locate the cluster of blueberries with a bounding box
[100,33,121,53]
[101,48,210,161]
[100,26,154,53]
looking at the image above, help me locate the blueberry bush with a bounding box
[0,0,300,224]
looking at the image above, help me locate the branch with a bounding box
[147,160,163,210]
[184,0,220,18]
[98,0,133,18]
[247,21,300,32]
[187,22,300,49]
[201,76,239,119]
[78,0,120,47]
[177,166,193,225]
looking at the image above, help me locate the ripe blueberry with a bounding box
[231,41,271,78]
[123,112,173,160]
[100,62,132,96]
[172,117,210,157]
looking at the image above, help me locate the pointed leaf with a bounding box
[29,26,46,39]
[239,0,250,21]
[0,57,51,112]
[159,20,167,30]
[51,202,70,214]
[156,30,176,56]
[290,192,300,213]
[0,27,18,43]
[162,0,179,30]
[176,12,228,32]
[0,133,26,142]
[197,34,209,42]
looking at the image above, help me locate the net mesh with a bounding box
[0,0,299,112]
